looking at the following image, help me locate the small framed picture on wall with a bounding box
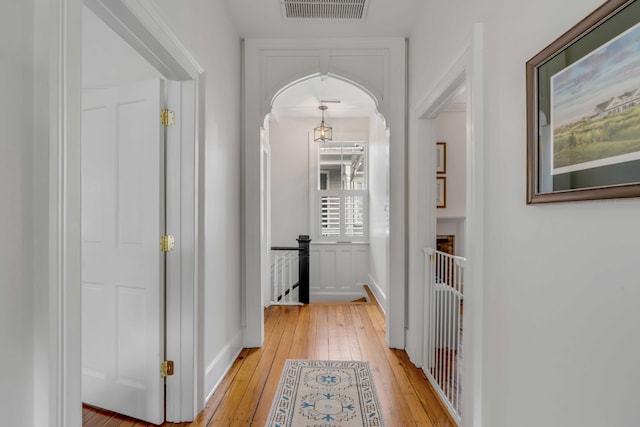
[436,176,446,208]
[436,142,447,174]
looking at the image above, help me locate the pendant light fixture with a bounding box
[314,105,333,142]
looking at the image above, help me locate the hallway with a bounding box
[83,300,456,426]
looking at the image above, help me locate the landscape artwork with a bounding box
[551,22,640,175]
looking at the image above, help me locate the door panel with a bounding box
[81,78,164,425]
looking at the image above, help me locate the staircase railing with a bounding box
[270,235,311,305]
[423,247,466,425]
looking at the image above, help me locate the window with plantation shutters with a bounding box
[315,142,368,241]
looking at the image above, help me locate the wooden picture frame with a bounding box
[526,0,640,203]
[436,142,447,174]
[436,176,446,208]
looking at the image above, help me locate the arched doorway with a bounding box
[242,39,406,349]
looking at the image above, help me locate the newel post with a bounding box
[297,235,311,304]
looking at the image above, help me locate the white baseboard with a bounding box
[310,286,367,302]
[204,329,243,403]
[367,275,387,314]
[405,325,424,368]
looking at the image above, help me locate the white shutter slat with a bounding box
[344,194,365,237]
[321,195,341,236]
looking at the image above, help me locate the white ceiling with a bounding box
[221,0,425,38]
[271,76,377,119]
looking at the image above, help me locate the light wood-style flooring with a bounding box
[83,298,456,426]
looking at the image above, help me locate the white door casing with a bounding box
[260,124,272,308]
[81,78,165,424]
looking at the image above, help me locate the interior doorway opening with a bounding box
[242,38,406,350]
[81,6,168,424]
[421,83,468,424]
[262,73,391,309]
[79,1,203,423]
[407,24,485,427]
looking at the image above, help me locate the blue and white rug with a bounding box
[266,360,385,427]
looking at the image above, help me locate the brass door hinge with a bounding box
[160,235,175,252]
[161,109,175,126]
[161,360,174,377]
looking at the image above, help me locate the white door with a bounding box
[81,79,165,424]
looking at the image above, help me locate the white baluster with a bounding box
[422,248,466,423]
[287,251,293,303]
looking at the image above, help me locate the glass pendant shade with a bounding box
[314,105,333,142]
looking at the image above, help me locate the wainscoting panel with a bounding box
[310,243,370,301]
[335,250,353,287]
[319,249,338,289]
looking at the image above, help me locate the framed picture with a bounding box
[436,176,446,208]
[436,235,455,255]
[436,142,447,174]
[526,0,640,203]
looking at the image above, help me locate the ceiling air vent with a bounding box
[281,0,369,20]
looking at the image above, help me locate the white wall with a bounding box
[368,114,389,304]
[411,1,640,426]
[269,116,313,246]
[0,1,35,424]
[436,111,466,218]
[150,0,243,403]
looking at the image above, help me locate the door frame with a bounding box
[260,120,272,308]
[49,0,205,424]
[407,24,485,427]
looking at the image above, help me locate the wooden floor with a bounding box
[84,299,456,426]
[83,405,189,427]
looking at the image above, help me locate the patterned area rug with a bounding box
[267,360,385,427]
